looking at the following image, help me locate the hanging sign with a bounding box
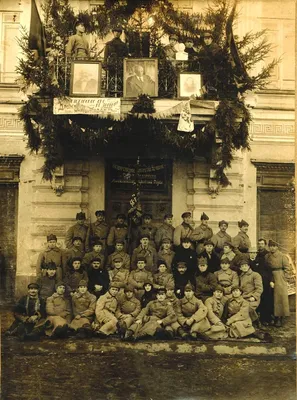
[53,97,121,116]
[177,101,194,132]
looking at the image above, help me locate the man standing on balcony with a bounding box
[66,21,90,59]
[104,27,128,66]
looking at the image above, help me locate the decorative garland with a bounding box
[17,0,276,186]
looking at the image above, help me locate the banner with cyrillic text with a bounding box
[53,97,121,117]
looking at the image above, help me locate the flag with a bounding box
[28,0,46,57]
[225,0,249,87]
[177,101,194,132]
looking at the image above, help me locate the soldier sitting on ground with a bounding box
[69,280,96,339]
[5,282,46,340]
[116,284,141,340]
[37,261,59,301]
[204,285,228,340]
[45,282,72,339]
[87,257,110,299]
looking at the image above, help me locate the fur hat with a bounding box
[218,220,228,227]
[164,214,173,219]
[76,212,86,220]
[72,236,83,243]
[95,210,105,216]
[47,234,57,242]
[204,240,214,246]
[44,261,57,270]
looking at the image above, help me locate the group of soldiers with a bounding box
[5,210,291,342]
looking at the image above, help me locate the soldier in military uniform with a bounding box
[164,34,178,61]
[157,238,175,272]
[191,212,213,255]
[107,214,128,253]
[126,287,176,340]
[153,260,174,290]
[173,212,194,247]
[205,285,228,340]
[131,234,158,272]
[36,234,64,280]
[128,256,153,300]
[155,214,175,250]
[69,280,96,339]
[211,220,232,255]
[265,240,291,327]
[104,27,128,66]
[214,257,239,300]
[136,213,157,248]
[108,256,129,291]
[195,257,217,301]
[82,239,106,270]
[232,220,251,255]
[64,237,85,272]
[176,283,211,340]
[65,212,88,252]
[65,21,90,59]
[106,239,131,271]
[86,210,109,252]
[116,284,141,339]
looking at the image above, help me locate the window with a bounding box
[0,12,20,83]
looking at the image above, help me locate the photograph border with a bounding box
[178,71,202,99]
[70,61,102,97]
[123,58,158,98]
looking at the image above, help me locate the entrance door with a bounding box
[105,158,172,224]
[0,183,18,300]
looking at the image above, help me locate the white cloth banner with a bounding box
[177,101,194,132]
[53,97,121,117]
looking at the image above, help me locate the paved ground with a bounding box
[1,308,296,400]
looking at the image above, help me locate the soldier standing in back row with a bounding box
[173,212,194,248]
[155,214,175,250]
[86,210,109,253]
[36,234,64,280]
[65,212,88,252]
[211,220,231,256]
[137,213,157,248]
[232,220,251,255]
[191,213,213,255]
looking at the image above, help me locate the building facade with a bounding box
[0,0,295,297]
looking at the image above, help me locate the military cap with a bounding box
[124,285,134,293]
[112,26,123,33]
[181,237,191,243]
[161,238,172,244]
[169,34,178,40]
[72,236,83,243]
[165,281,175,290]
[137,256,147,262]
[231,285,243,293]
[200,212,209,221]
[70,256,82,263]
[140,233,150,240]
[218,220,228,227]
[143,213,153,219]
[47,234,57,242]
[109,281,122,289]
[181,212,191,219]
[44,261,57,270]
[239,259,250,266]
[204,240,214,246]
[198,257,208,266]
[78,280,88,287]
[156,287,167,294]
[223,241,234,249]
[164,214,173,219]
[116,213,126,220]
[185,37,194,43]
[238,219,249,228]
[91,238,103,246]
[220,257,231,264]
[91,257,102,263]
[95,210,105,216]
[55,281,66,289]
[28,282,40,289]
[157,259,168,268]
[76,212,86,220]
[203,31,213,38]
[184,282,195,291]
[268,239,278,247]
[114,256,123,262]
[177,261,187,268]
[115,239,125,244]
[213,285,224,293]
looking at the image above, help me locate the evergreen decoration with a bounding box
[17,0,277,186]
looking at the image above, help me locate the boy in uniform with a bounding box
[109,256,129,291]
[128,256,153,300]
[232,220,251,255]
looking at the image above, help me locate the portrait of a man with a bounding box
[179,73,202,98]
[124,59,158,98]
[70,62,101,96]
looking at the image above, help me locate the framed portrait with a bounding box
[178,72,202,98]
[123,58,158,98]
[70,61,102,97]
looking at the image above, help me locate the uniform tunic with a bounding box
[128,269,153,299]
[109,268,129,288]
[176,296,211,334]
[37,275,57,300]
[153,271,174,289]
[204,295,227,339]
[46,293,72,336]
[173,223,193,247]
[70,291,96,330]
[65,223,88,251]
[265,250,291,317]
[94,292,118,335]
[106,251,131,270]
[65,33,90,58]
[223,296,255,338]
[116,295,141,328]
[239,268,263,309]
[36,247,64,280]
[85,221,109,252]
[157,249,175,272]
[211,230,232,254]
[137,224,157,248]
[131,245,158,273]
[191,224,213,255]
[155,223,175,249]
[130,299,176,338]
[107,224,128,250]
[64,247,85,273]
[232,231,251,254]
[214,269,239,296]
[82,250,106,269]
[65,269,88,293]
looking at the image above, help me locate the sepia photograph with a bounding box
[70,61,102,96]
[123,58,158,98]
[0,0,296,399]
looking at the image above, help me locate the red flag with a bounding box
[28,0,46,57]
